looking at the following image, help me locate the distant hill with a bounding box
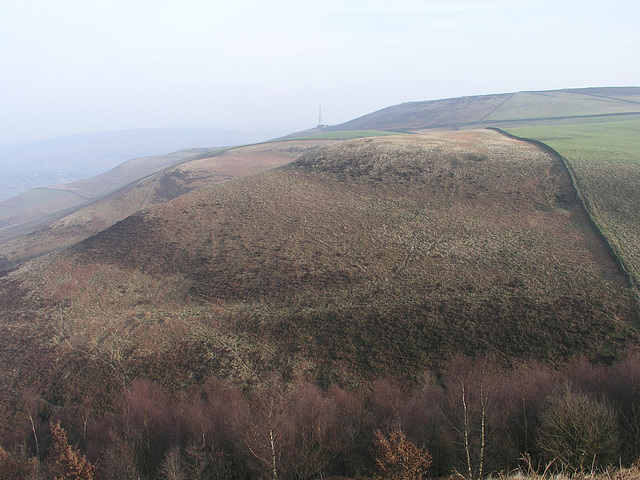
[0,127,296,201]
[0,148,212,237]
[6,87,640,270]
[326,87,640,132]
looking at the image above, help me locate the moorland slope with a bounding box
[5,87,639,273]
[0,139,338,270]
[0,130,636,428]
[506,119,640,292]
[0,127,291,200]
[0,148,213,236]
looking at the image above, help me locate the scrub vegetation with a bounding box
[1,132,636,456]
[2,355,640,479]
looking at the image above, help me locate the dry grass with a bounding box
[491,465,640,480]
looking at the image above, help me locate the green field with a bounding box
[486,91,640,122]
[507,119,640,164]
[507,119,640,290]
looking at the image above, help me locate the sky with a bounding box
[1,0,639,146]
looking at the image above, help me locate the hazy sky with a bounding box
[1,0,639,145]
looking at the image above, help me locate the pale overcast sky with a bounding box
[1,0,639,145]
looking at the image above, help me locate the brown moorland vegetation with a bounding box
[505,121,640,295]
[0,139,338,270]
[0,130,636,434]
[0,148,211,234]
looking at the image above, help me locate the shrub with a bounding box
[0,444,42,479]
[372,429,431,480]
[536,385,619,472]
[46,421,96,480]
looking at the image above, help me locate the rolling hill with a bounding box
[0,86,639,444]
[0,148,214,237]
[0,140,339,270]
[326,86,640,132]
[4,87,639,271]
[0,130,636,431]
[0,127,297,201]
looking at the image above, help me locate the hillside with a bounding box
[0,130,636,429]
[5,87,639,273]
[0,148,213,236]
[329,87,640,132]
[0,127,295,201]
[0,139,338,270]
[505,118,640,291]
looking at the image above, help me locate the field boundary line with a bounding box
[488,127,640,317]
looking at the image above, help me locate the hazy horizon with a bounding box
[1,0,639,146]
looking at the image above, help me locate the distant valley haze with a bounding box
[0,126,304,200]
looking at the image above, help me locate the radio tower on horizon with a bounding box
[318,104,324,128]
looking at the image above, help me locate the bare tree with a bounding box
[242,375,288,480]
[537,384,620,472]
[441,355,497,480]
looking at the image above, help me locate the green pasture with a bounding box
[507,119,640,165]
[486,91,640,122]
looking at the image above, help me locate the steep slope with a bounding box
[0,130,635,424]
[0,140,338,270]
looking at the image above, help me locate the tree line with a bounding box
[1,351,640,479]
